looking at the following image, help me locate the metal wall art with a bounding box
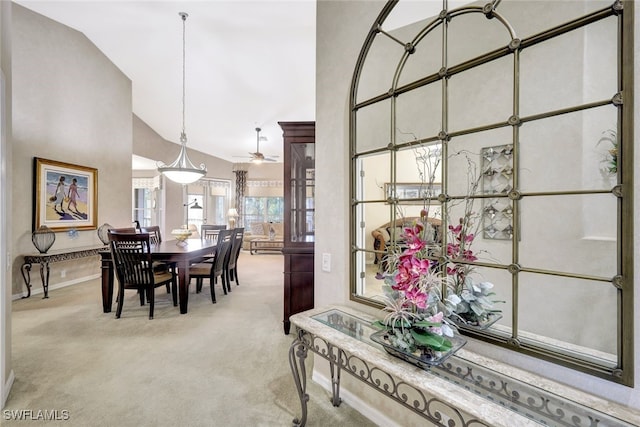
[481,145,514,240]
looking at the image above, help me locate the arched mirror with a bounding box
[350,0,633,385]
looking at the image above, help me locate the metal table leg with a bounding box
[39,260,50,298]
[330,355,342,407]
[20,262,32,298]
[289,329,309,427]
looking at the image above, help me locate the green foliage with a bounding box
[410,329,452,352]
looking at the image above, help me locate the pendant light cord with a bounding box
[180,12,188,140]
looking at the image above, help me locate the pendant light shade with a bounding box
[158,132,207,184]
[158,12,206,184]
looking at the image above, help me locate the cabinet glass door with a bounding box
[289,143,315,243]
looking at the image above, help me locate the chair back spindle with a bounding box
[141,225,162,245]
[201,224,227,243]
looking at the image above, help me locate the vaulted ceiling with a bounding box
[15,1,317,166]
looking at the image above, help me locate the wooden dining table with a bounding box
[100,238,217,314]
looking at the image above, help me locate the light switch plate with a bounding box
[322,253,331,272]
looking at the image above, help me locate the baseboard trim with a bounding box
[12,274,100,300]
[312,369,402,427]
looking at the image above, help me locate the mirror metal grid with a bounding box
[349,0,633,385]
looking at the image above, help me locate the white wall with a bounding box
[315,0,640,421]
[10,4,133,296]
[3,3,241,404]
[1,0,13,409]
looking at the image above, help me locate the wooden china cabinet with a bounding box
[279,121,315,334]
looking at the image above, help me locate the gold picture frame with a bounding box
[34,157,98,232]
[384,182,441,204]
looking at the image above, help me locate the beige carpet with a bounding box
[5,252,377,427]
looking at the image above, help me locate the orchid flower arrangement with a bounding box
[446,215,503,326]
[438,151,504,326]
[375,149,503,359]
[374,209,457,356]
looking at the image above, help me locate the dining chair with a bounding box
[188,229,233,303]
[225,228,244,289]
[199,224,228,264]
[201,224,227,243]
[140,225,174,294]
[140,225,162,244]
[108,231,177,319]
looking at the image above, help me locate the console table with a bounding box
[21,245,105,298]
[289,306,640,427]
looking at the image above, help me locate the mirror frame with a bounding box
[349,0,634,385]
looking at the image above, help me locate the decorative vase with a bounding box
[32,225,55,253]
[97,223,113,245]
[370,329,466,369]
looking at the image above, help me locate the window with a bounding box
[186,194,204,230]
[186,179,231,231]
[132,188,152,228]
[132,177,161,228]
[244,197,284,225]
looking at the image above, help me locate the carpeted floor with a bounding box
[5,252,377,427]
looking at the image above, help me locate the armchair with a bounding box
[371,216,442,265]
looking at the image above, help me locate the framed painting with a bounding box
[34,158,98,232]
[384,182,441,204]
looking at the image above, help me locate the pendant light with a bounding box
[158,12,207,184]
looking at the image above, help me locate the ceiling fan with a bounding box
[235,127,279,164]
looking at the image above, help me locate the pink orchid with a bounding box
[462,250,477,261]
[405,287,429,309]
[447,243,459,257]
[400,256,430,277]
[393,267,414,290]
[448,224,462,235]
[427,311,444,323]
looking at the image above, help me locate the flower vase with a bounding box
[370,329,466,369]
[451,312,502,331]
[32,226,55,254]
[97,223,113,246]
